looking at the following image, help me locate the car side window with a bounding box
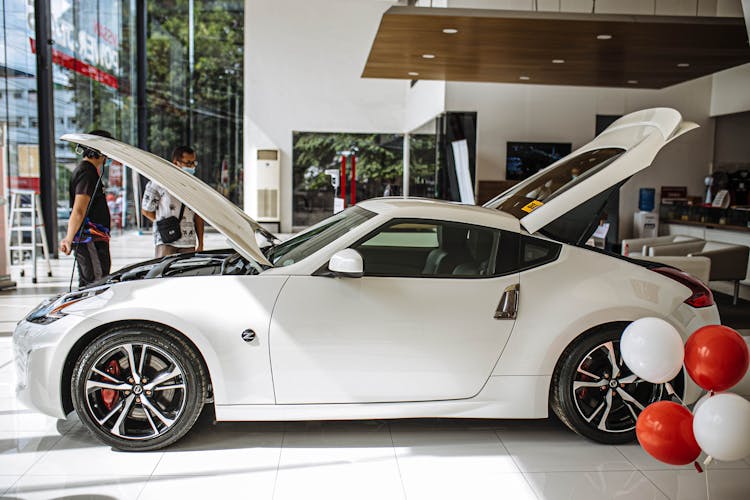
[519,235,562,271]
[352,219,504,278]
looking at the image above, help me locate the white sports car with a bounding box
[14,108,719,451]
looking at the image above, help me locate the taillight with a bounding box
[651,266,715,308]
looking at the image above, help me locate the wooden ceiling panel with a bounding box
[362,7,750,89]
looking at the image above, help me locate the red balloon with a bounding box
[685,325,749,392]
[636,401,701,466]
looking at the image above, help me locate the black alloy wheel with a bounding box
[550,326,684,445]
[72,325,207,451]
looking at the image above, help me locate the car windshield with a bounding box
[484,148,625,219]
[267,206,376,267]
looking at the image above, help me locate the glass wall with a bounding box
[146,0,244,206]
[1,0,138,238]
[292,132,437,228]
[1,0,244,243]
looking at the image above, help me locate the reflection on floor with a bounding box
[1,231,749,499]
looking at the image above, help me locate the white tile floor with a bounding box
[1,231,749,499]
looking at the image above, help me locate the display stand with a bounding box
[7,189,52,283]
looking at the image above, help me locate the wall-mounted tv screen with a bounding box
[506,142,572,180]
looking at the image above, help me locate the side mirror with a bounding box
[328,249,364,278]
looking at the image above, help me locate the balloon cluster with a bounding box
[621,319,750,468]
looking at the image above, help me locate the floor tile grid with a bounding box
[386,422,414,500]
[0,433,67,496]
[0,338,63,496]
[269,427,286,500]
[611,444,673,499]
[133,450,168,500]
[490,429,541,499]
[492,428,671,500]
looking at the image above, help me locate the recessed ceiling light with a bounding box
[442,28,458,34]
[422,54,435,59]
[677,62,690,68]
[519,76,530,81]
[552,59,565,64]
[597,34,612,40]
[627,80,639,84]
[408,72,419,76]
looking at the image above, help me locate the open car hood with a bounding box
[61,134,273,267]
[484,108,697,241]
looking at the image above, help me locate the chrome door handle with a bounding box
[494,284,519,320]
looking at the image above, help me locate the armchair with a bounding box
[649,241,750,304]
[621,235,702,257]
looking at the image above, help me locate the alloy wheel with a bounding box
[83,342,188,440]
[571,340,664,434]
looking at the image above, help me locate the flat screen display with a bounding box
[506,142,571,180]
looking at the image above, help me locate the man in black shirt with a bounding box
[59,129,113,287]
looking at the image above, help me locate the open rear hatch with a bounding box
[484,108,697,244]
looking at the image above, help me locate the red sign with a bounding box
[9,177,41,193]
[30,38,118,90]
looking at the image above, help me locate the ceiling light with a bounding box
[519,76,530,81]
[597,34,612,40]
[552,59,565,64]
[677,63,690,68]
[422,54,435,59]
[627,80,639,84]
[408,72,419,76]
[442,28,458,34]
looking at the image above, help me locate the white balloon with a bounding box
[693,393,750,462]
[621,317,684,384]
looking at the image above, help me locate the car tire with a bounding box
[550,325,683,445]
[71,324,207,451]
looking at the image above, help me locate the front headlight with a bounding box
[26,286,110,324]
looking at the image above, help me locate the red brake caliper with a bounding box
[101,359,121,410]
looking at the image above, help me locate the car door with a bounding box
[269,219,521,404]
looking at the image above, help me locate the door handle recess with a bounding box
[494,284,519,320]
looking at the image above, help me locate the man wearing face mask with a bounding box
[141,145,205,258]
[59,129,114,287]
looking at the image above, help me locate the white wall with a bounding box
[711,63,750,117]
[444,77,715,239]
[404,80,446,132]
[245,0,407,231]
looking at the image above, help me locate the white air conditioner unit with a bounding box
[253,149,280,222]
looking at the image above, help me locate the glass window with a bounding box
[519,235,561,271]
[147,0,244,207]
[485,148,625,219]
[267,206,376,267]
[353,220,507,278]
[360,222,438,248]
[291,132,436,228]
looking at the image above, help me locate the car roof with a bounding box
[358,197,521,231]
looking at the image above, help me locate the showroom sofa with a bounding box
[621,235,711,284]
[621,235,703,257]
[648,240,750,305]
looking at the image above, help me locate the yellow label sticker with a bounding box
[521,200,544,213]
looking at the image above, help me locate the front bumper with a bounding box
[13,314,92,419]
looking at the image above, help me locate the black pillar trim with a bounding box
[136,0,147,150]
[34,0,58,256]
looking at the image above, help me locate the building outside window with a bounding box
[0,0,245,244]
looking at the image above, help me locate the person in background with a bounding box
[141,145,205,258]
[59,129,114,287]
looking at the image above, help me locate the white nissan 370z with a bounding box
[14,108,719,451]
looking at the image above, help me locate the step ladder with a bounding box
[7,189,53,283]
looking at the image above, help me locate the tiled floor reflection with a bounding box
[1,231,749,499]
